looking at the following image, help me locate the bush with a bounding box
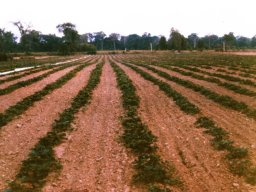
[0,53,12,61]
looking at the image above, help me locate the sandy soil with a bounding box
[0,64,97,191]
[43,60,133,192]
[0,65,77,113]
[115,61,249,192]
[151,66,256,108]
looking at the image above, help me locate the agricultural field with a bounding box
[0,52,256,192]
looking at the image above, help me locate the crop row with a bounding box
[124,62,256,119]
[0,62,87,96]
[155,65,256,97]
[175,65,256,87]
[8,63,103,191]
[111,61,180,191]
[0,56,94,85]
[0,61,96,129]
[116,59,256,185]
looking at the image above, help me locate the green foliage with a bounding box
[133,63,256,119]
[122,63,200,115]
[0,62,81,96]
[0,62,93,129]
[111,62,181,190]
[0,53,12,61]
[9,63,103,191]
[195,116,256,183]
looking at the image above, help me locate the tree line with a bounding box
[0,22,256,59]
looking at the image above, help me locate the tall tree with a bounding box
[188,33,199,49]
[168,28,187,51]
[0,28,17,53]
[158,36,167,50]
[93,31,106,50]
[56,22,80,54]
[109,33,120,50]
[223,32,236,51]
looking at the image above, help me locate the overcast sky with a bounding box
[1,0,255,38]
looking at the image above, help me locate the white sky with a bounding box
[1,0,256,38]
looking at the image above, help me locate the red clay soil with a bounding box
[0,65,77,113]
[152,66,256,109]
[0,64,96,191]
[190,67,256,83]
[133,65,256,163]
[0,68,54,89]
[43,61,134,192]
[116,62,249,192]
[176,66,256,92]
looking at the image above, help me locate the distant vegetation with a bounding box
[0,22,256,59]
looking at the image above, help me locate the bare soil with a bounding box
[133,64,256,164]
[0,65,77,113]
[0,64,96,191]
[116,62,249,192]
[0,68,54,89]
[152,66,256,109]
[43,60,134,192]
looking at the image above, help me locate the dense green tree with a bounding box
[158,36,167,50]
[39,34,62,52]
[109,33,120,50]
[0,28,17,52]
[93,31,106,50]
[56,22,80,54]
[236,36,251,49]
[168,28,187,51]
[223,32,236,51]
[251,35,256,48]
[188,33,199,49]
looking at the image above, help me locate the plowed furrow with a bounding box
[0,64,96,190]
[0,65,77,113]
[116,62,247,192]
[132,64,256,163]
[43,61,132,192]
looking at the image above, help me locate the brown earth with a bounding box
[114,60,249,192]
[0,63,97,191]
[151,65,256,108]
[174,66,256,93]
[0,65,77,113]
[127,63,256,164]
[0,68,54,89]
[43,59,134,192]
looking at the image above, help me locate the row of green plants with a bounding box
[158,65,256,97]
[0,62,96,129]
[111,61,181,191]
[0,61,85,96]
[195,117,256,184]
[0,55,75,72]
[117,58,256,185]
[127,62,256,119]
[0,56,94,85]
[216,68,256,79]
[0,66,56,85]
[176,65,256,87]
[8,63,103,191]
